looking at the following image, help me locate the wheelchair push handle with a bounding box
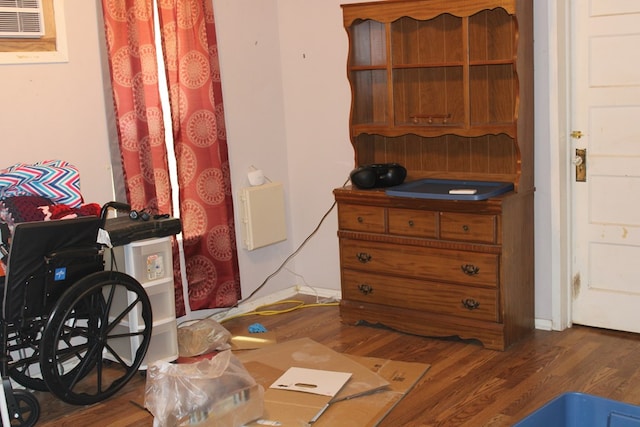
[100,201,131,227]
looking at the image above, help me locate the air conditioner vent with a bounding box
[0,0,44,38]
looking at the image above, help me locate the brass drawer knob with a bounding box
[357,283,373,295]
[357,216,364,223]
[462,298,480,310]
[462,225,469,232]
[461,264,479,276]
[408,220,414,227]
[356,252,372,263]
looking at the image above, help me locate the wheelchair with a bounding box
[0,202,153,426]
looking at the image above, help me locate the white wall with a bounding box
[275,0,356,292]
[213,0,356,302]
[211,0,297,301]
[0,0,114,204]
[214,0,556,323]
[0,0,556,325]
[533,1,554,325]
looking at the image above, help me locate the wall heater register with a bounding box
[239,182,287,251]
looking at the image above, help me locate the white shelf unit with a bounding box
[107,236,178,369]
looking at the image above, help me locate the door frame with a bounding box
[545,0,572,331]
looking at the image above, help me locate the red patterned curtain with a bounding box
[101,0,241,316]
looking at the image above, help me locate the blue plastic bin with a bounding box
[514,392,640,427]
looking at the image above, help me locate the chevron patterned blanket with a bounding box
[0,160,83,208]
[0,160,100,277]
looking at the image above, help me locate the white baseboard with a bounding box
[535,318,553,331]
[180,286,554,335]
[178,285,341,324]
[295,285,341,300]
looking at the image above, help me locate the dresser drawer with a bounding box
[339,239,498,287]
[338,204,385,233]
[388,208,437,238]
[341,269,498,322]
[440,212,497,244]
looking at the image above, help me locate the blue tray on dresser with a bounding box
[385,179,514,201]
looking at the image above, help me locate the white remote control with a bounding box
[448,188,477,195]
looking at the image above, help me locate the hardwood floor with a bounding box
[28,296,640,426]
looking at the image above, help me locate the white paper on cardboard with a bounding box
[270,367,352,397]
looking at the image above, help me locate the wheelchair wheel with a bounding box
[7,314,115,393]
[7,389,40,427]
[39,271,152,405]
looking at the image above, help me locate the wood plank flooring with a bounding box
[28,296,640,426]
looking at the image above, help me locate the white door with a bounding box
[571,0,640,332]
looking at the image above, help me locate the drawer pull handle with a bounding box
[462,298,480,310]
[357,216,364,223]
[356,252,372,263]
[462,225,469,232]
[408,220,414,227]
[461,264,479,276]
[358,283,374,295]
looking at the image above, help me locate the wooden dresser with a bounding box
[335,0,534,351]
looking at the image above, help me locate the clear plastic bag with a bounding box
[145,350,264,427]
[177,318,232,358]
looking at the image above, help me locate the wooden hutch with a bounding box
[334,0,534,351]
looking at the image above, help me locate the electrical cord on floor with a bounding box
[209,177,350,322]
[219,299,339,324]
[241,176,350,303]
[284,267,324,301]
[242,201,336,303]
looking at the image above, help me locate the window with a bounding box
[0,0,67,64]
[0,0,45,38]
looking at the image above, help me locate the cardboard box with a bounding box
[315,355,430,427]
[237,337,429,426]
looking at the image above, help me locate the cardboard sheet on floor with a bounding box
[237,337,430,426]
[314,355,430,427]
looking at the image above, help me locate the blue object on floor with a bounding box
[514,392,640,427]
[248,323,267,333]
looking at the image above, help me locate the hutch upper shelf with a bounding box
[342,0,533,192]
